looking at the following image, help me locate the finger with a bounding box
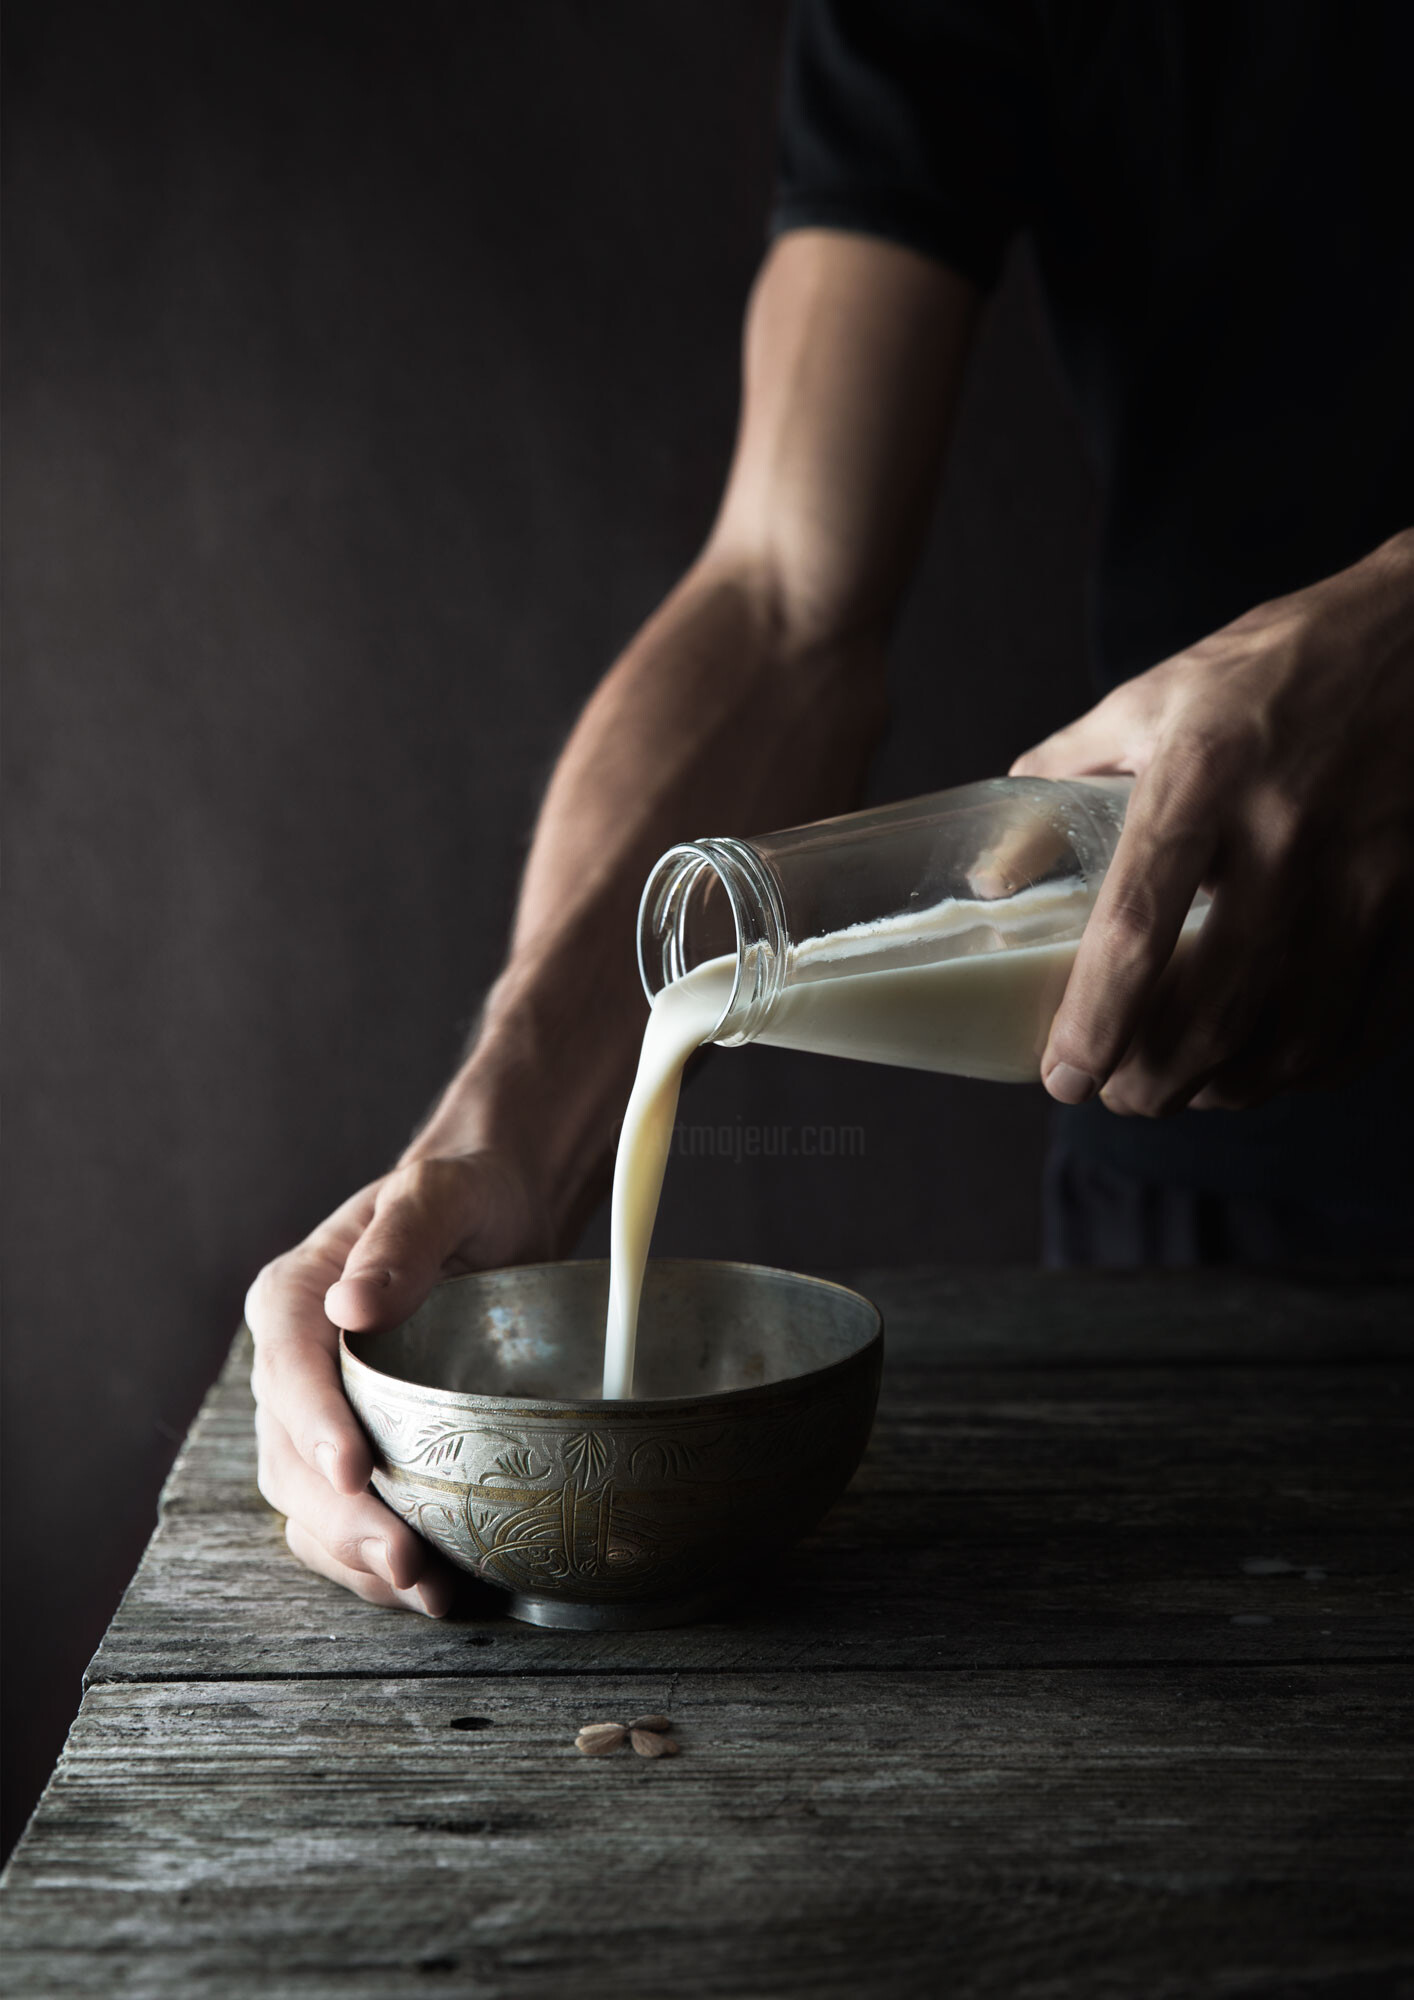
[247,1187,385,1496]
[325,1157,484,1334]
[1009,685,1142,781]
[1041,757,1217,1104]
[256,1405,454,1602]
[249,1277,374,1497]
[283,1518,454,1617]
[1313,871,1414,1086]
[1196,879,1412,1106]
[967,818,1073,900]
[1100,864,1288,1115]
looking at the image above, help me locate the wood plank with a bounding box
[856,1265,1414,1368]
[87,1501,1414,1684]
[157,1267,1414,1519]
[109,1297,1414,1686]
[154,1332,262,1518]
[160,1311,1414,1521]
[9,1271,1414,1995]
[113,1296,1414,1688]
[4,1670,1410,1998]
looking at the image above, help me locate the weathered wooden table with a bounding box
[4,1270,1413,1997]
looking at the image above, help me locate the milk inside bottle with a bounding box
[602,777,1199,1398]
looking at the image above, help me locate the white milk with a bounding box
[754,878,1107,1083]
[602,956,735,1403]
[601,883,1203,1397]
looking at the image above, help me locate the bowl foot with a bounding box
[504,1585,731,1631]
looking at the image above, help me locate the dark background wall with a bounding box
[1,0,1096,1855]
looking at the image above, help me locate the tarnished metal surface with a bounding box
[340,1259,882,1629]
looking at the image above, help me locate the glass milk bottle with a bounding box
[636,776,1139,1083]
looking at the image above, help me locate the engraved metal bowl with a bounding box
[339,1258,882,1630]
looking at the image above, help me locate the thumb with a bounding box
[324,1158,483,1334]
[1009,688,1137,780]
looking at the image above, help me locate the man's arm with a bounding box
[246,230,979,1612]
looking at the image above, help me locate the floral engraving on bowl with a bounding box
[358,1390,865,1605]
[402,1419,482,1470]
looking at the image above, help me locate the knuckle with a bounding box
[1100,893,1159,952]
[1103,1056,1203,1119]
[1103,1080,1166,1119]
[402,1154,475,1217]
[1177,985,1251,1073]
[244,1263,278,1337]
[245,1253,303,1342]
[289,1421,329,1474]
[1241,782,1305,870]
[330,1527,370,1571]
[1178,1021,1228,1077]
[1202,1058,1268,1109]
[1158,713,1229,785]
[253,1413,285,1510]
[385,1156,443,1202]
[248,1341,291,1414]
[1093,886,1170,971]
[364,1161,438,1242]
[255,1451,284,1515]
[283,1519,318,1571]
[378,1159,422,1201]
[1156,705,1260,804]
[249,1339,288,1395]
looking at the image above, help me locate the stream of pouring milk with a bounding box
[601,882,1202,1398]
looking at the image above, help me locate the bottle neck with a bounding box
[636,837,787,1046]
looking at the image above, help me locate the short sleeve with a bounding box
[770,0,1039,291]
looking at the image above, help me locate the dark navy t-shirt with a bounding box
[771,0,1414,1209]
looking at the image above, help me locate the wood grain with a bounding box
[6,1268,1413,1997]
[4,1670,1412,1999]
[88,1506,1414,1685]
[99,1283,1414,1686]
[852,1265,1414,1367]
[156,1267,1414,1517]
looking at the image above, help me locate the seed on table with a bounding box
[629,1714,672,1733]
[631,1728,680,1758]
[575,1722,627,1755]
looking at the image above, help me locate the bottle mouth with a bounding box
[636,837,787,1046]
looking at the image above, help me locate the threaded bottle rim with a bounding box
[636,836,787,1046]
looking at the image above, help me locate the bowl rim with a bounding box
[338,1256,883,1417]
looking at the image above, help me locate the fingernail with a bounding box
[314,1442,339,1483]
[1046,1062,1097,1105]
[360,1537,395,1585]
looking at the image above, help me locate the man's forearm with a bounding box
[406,230,977,1238]
[407,552,888,1242]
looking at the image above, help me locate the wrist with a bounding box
[1328,527,1414,653]
[401,959,640,1249]
[1372,526,1414,629]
